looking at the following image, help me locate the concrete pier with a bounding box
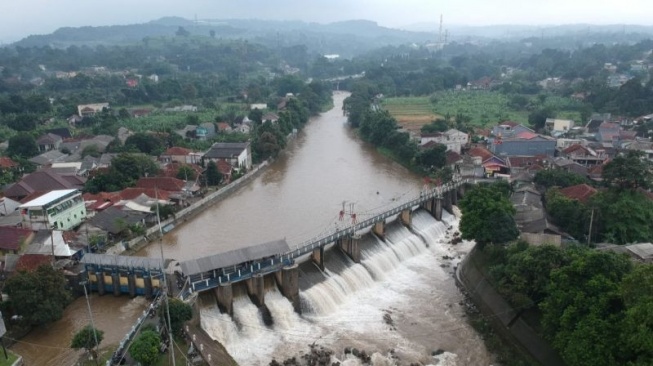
[128,272,136,298]
[434,198,443,221]
[215,284,233,315]
[338,237,361,263]
[246,274,265,306]
[372,221,385,238]
[279,264,300,313]
[144,275,153,299]
[400,209,412,226]
[112,272,121,296]
[97,271,105,295]
[311,246,325,271]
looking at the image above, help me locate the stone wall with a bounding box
[456,247,565,366]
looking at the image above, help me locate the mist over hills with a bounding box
[8,16,653,57]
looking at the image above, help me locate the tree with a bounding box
[175,26,190,37]
[6,133,38,158]
[3,265,72,326]
[459,183,519,247]
[151,204,175,221]
[534,169,587,189]
[176,165,196,181]
[71,325,104,360]
[540,248,632,366]
[602,150,652,190]
[160,298,192,337]
[205,161,222,186]
[129,330,161,366]
[592,190,653,244]
[417,144,447,171]
[81,144,101,158]
[528,107,555,131]
[620,265,653,365]
[124,133,165,155]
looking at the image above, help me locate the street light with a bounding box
[80,280,100,366]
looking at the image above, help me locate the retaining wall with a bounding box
[456,247,565,366]
[105,160,271,256]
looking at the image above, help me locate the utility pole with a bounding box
[587,208,595,245]
[155,187,176,366]
[81,280,100,365]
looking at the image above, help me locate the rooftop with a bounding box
[19,189,78,208]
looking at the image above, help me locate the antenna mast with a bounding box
[439,14,444,44]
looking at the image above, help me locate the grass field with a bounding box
[382,97,443,133]
[384,91,584,130]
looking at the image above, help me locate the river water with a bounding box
[10,295,148,365]
[150,92,494,365]
[12,92,492,365]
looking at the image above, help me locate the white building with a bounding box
[203,142,252,170]
[19,189,86,231]
[420,129,469,154]
[545,118,575,137]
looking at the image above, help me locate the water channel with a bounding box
[146,92,494,365]
[12,92,492,365]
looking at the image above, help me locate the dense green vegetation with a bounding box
[540,151,653,244]
[485,243,653,366]
[459,182,519,248]
[2,265,72,326]
[71,325,104,360]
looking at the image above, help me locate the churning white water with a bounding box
[201,209,493,365]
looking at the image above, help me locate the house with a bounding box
[196,122,216,140]
[553,158,588,177]
[14,254,52,272]
[233,123,251,134]
[558,184,598,203]
[0,157,18,172]
[117,127,134,144]
[175,125,198,139]
[217,122,232,133]
[216,160,234,183]
[445,150,463,170]
[19,189,86,231]
[135,177,200,198]
[45,128,72,140]
[466,146,509,177]
[511,185,563,245]
[506,155,549,174]
[160,147,201,164]
[78,153,117,176]
[203,142,252,170]
[489,131,556,157]
[130,108,152,118]
[597,243,653,263]
[50,162,83,176]
[0,197,21,216]
[0,226,34,255]
[545,118,574,137]
[77,103,109,117]
[420,129,469,154]
[4,169,86,201]
[29,150,68,168]
[491,122,533,139]
[161,162,204,180]
[164,105,197,113]
[24,230,75,258]
[262,113,279,124]
[36,133,63,152]
[585,113,612,134]
[250,103,267,110]
[82,206,148,239]
[560,144,607,167]
[597,122,621,143]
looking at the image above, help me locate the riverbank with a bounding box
[455,246,564,366]
[106,159,272,257]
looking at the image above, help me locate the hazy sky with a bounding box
[2,0,652,43]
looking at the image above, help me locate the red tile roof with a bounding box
[445,150,463,165]
[562,144,590,155]
[163,147,192,156]
[216,160,233,176]
[217,122,231,131]
[559,184,598,203]
[507,155,548,168]
[0,157,17,169]
[161,162,204,178]
[0,227,33,251]
[119,187,171,201]
[83,192,120,203]
[468,147,495,162]
[135,177,185,192]
[516,131,538,140]
[19,191,47,204]
[15,254,52,272]
[4,169,85,200]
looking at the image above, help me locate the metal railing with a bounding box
[187,179,466,292]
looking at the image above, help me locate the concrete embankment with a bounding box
[455,246,565,366]
[106,160,271,256]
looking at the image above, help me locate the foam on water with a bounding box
[201,209,491,365]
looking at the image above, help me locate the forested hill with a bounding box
[10,17,433,57]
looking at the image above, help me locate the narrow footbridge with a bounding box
[179,179,468,296]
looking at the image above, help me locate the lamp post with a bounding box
[80,280,100,366]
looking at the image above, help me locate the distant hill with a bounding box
[9,17,434,57]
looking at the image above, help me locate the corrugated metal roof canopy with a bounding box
[81,253,163,270]
[180,239,289,276]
